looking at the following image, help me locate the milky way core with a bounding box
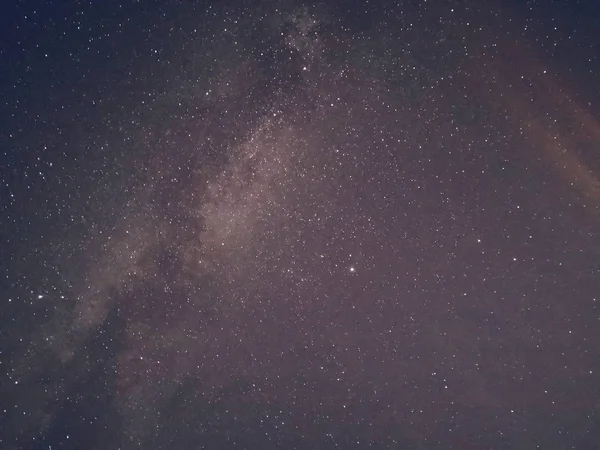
[2,1,600,449]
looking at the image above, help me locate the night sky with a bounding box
[2,1,600,449]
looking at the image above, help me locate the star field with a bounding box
[1,1,600,449]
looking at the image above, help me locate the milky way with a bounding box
[2,1,600,449]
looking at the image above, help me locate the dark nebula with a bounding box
[2,1,600,449]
